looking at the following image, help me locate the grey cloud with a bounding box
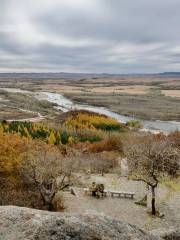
[0,32,29,55]
[0,0,180,73]
[37,0,180,43]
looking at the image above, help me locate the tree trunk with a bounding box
[39,186,56,211]
[42,197,55,211]
[47,202,54,211]
[151,186,156,215]
[40,191,46,205]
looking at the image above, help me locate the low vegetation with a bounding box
[0,91,57,117]
[64,112,127,131]
[0,109,179,221]
[0,111,127,146]
[126,120,142,129]
[0,111,125,209]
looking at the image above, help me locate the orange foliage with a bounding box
[153,133,166,141]
[0,132,29,178]
[88,136,123,153]
[168,131,180,149]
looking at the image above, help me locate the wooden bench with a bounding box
[110,191,135,199]
[84,188,135,199]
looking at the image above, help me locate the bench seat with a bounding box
[84,188,135,199]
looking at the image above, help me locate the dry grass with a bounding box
[0,106,36,120]
[161,90,180,98]
[40,83,151,95]
[41,84,83,94]
[163,177,180,192]
[89,85,151,94]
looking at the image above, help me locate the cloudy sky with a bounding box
[1,0,180,73]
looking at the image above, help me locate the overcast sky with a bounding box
[1,0,180,73]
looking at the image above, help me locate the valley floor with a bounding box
[0,76,180,121]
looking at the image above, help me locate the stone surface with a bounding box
[0,206,160,240]
[151,228,180,240]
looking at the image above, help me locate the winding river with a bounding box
[38,91,180,134]
[1,88,180,133]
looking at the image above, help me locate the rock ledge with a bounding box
[0,206,160,240]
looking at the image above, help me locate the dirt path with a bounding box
[62,174,180,231]
[120,158,129,176]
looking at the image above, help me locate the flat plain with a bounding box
[0,75,180,121]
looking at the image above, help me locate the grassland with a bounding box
[161,90,180,98]
[0,75,180,121]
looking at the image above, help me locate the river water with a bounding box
[38,91,180,134]
[1,88,180,133]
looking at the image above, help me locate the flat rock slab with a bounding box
[0,206,160,240]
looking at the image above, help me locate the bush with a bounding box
[75,129,102,143]
[88,135,123,153]
[168,131,180,149]
[52,193,65,211]
[126,120,142,129]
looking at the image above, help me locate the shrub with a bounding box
[168,131,180,149]
[126,120,142,129]
[75,129,102,143]
[52,193,65,211]
[88,135,123,153]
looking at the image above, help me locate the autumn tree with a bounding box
[0,132,28,179]
[21,142,74,210]
[47,131,56,144]
[126,136,180,215]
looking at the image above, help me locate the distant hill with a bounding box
[159,72,180,76]
[0,72,111,79]
[0,72,180,79]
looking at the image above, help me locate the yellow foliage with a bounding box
[0,132,29,177]
[47,131,56,144]
[64,112,122,131]
[0,125,3,134]
[23,127,31,138]
[68,136,75,144]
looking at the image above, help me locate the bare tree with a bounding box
[21,143,74,211]
[126,136,179,215]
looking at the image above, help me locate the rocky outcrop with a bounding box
[151,228,180,240]
[0,206,160,240]
[162,230,180,240]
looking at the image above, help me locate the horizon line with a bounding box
[0,71,179,75]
